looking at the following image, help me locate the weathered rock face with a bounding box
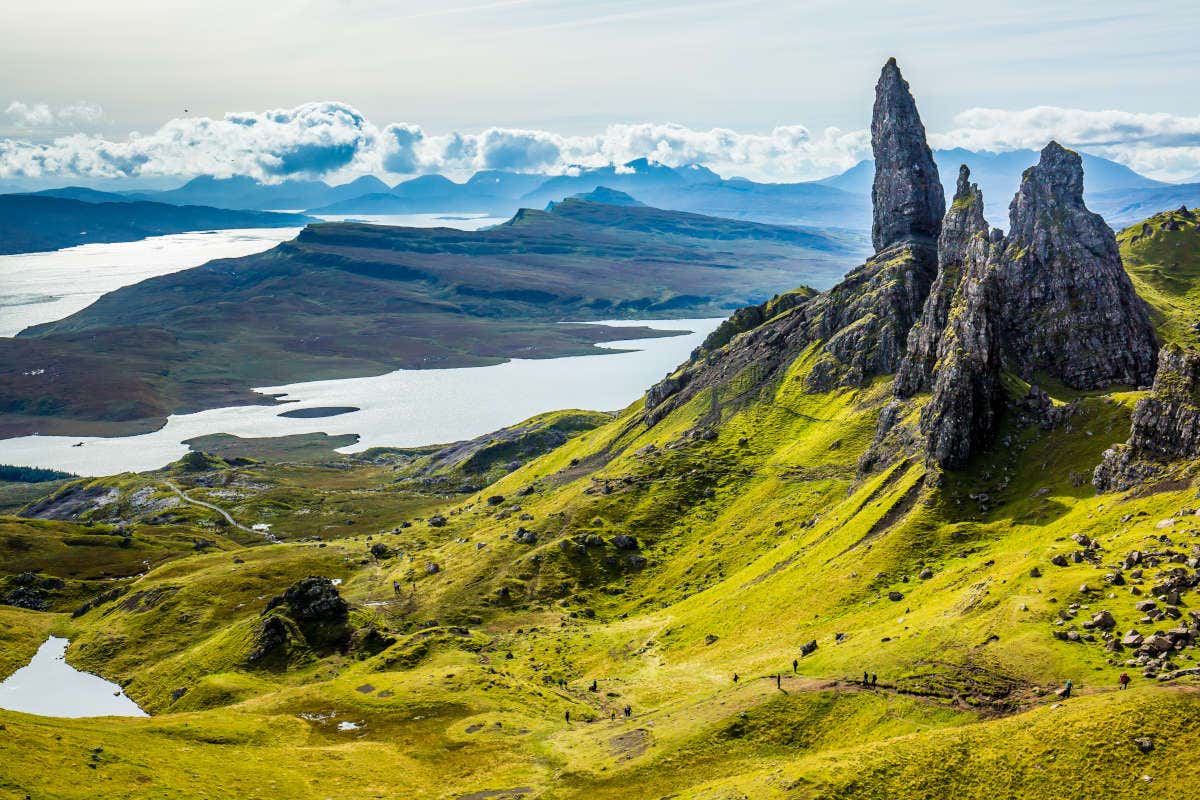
[645,59,941,424]
[871,58,945,253]
[1095,345,1200,491]
[995,142,1158,389]
[874,143,1162,471]
[915,181,1004,469]
[894,166,991,398]
[869,168,1004,469]
[249,576,351,662]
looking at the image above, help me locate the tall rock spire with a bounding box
[871,58,945,253]
[894,165,990,397]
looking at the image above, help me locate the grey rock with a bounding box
[996,142,1157,390]
[871,58,944,253]
[1096,345,1200,492]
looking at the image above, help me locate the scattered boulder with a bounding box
[611,535,639,551]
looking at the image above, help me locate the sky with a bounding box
[3,0,1200,185]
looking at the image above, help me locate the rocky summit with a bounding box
[995,141,1159,390]
[872,138,1163,470]
[645,59,942,421]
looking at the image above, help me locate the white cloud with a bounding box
[5,101,103,129]
[934,106,1200,181]
[0,102,377,181]
[4,101,1200,184]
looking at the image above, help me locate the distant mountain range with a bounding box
[0,194,313,255]
[12,149,1197,234]
[820,147,1166,202]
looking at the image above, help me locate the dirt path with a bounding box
[163,480,278,541]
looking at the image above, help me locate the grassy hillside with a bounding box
[4,205,1200,797]
[3,311,1200,796]
[1118,206,1200,348]
[0,200,863,438]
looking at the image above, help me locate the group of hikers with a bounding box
[562,665,1135,726]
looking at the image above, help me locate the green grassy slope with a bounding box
[1118,206,1200,347]
[3,214,1200,798]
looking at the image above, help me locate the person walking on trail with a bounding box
[733,673,739,684]
[590,679,598,693]
[792,659,798,674]
[1120,672,1131,690]
[392,580,401,596]
[1060,679,1073,699]
[775,674,782,690]
[565,710,571,723]
[871,673,877,689]
[624,705,632,718]
[863,671,870,687]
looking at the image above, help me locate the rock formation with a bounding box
[894,166,991,398]
[1095,345,1200,491]
[913,175,1005,468]
[873,142,1160,470]
[645,59,943,423]
[871,58,945,253]
[249,576,351,662]
[994,142,1158,390]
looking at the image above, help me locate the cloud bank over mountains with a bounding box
[4,100,1200,184]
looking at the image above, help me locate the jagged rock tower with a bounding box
[871,57,945,253]
[874,140,1160,470]
[995,142,1158,390]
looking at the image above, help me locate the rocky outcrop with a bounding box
[995,142,1158,390]
[249,576,351,663]
[644,59,942,424]
[894,166,992,397]
[915,181,1005,468]
[1095,345,1200,491]
[869,168,1004,469]
[873,143,1161,471]
[871,58,944,253]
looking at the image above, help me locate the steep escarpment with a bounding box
[1094,344,1200,491]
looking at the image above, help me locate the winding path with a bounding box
[163,480,278,541]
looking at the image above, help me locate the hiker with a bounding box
[733,673,739,683]
[611,711,616,721]
[1060,679,1073,699]
[590,679,598,692]
[871,673,877,689]
[792,658,798,673]
[863,671,869,687]
[624,705,631,718]
[392,580,401,596]
[1120,672,1131,690]
[565,710,570,723]
[775,674,782,690]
